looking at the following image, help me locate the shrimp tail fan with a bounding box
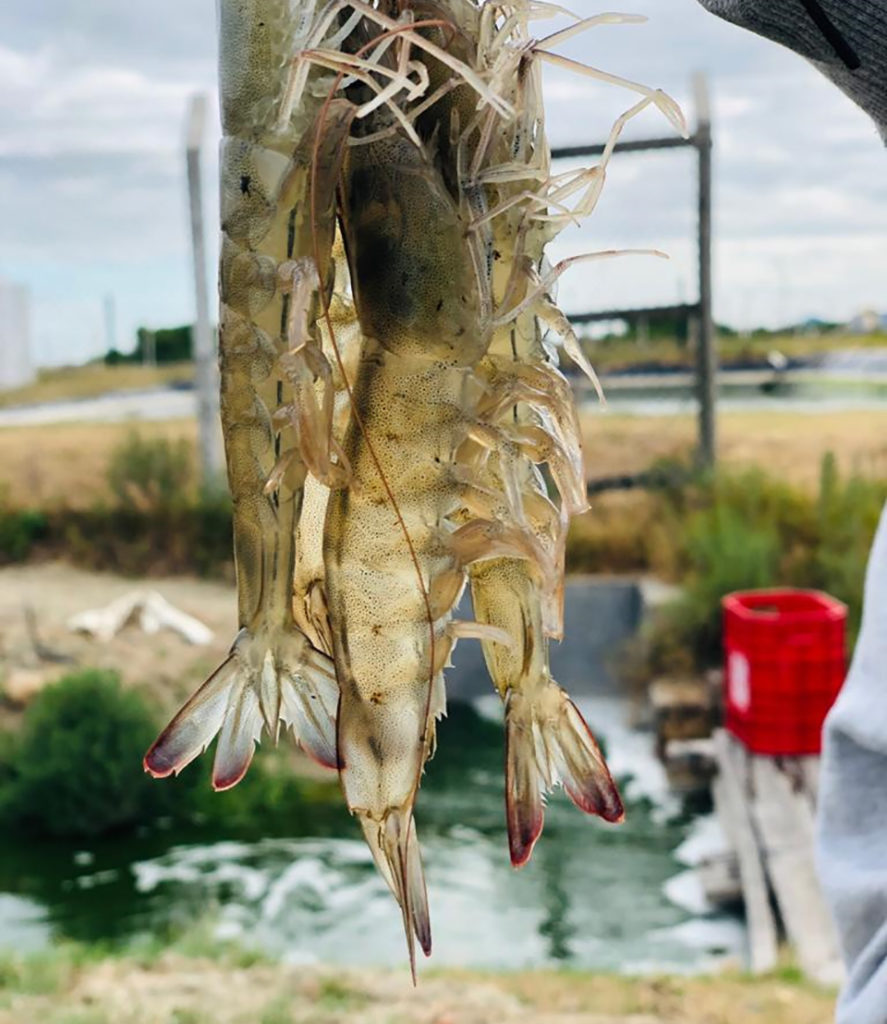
[505,682,624,867]
[144,629,339,790]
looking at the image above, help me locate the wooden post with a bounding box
[694,73,716,468]
[186,94,224,486]
[712,731,779,973]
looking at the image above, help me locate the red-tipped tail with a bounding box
[144,631,339,789]
[504,684,623,868]
[144,654,241,785]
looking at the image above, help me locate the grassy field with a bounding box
[583,330,887,373]
[0,363,193,409]
[0,944,836,1024]
[2,408,885,510]
[1,330,884,409]
[0,420,199,508]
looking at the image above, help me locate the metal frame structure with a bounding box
[553,74,716,468]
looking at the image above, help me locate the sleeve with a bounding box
[816,501,887,1024]
[694,0,887,141]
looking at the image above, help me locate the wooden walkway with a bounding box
[711,729,844,985]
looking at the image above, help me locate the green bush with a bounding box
[107,432,194,510]
[0,670,170,837]
[648,455,887,671]
[59,489,233,579]
[0,485,48,563]
[134,325,193,364]
[0,507,47,562]
[806,453,886,635]
[653,502,780,670]
[0,669,346,840]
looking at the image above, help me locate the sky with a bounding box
[1,0,886,366]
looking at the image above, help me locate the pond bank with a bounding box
[0,946,836,1024]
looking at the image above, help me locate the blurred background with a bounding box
[1,1,884,1021]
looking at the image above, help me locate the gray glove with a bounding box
[697,0,887,139]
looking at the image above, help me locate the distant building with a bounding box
[849,308,887,334]
[0,280,35,390]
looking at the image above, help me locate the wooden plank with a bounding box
[663,737,717,796]
[748,753,843,986]
[799,755,821,808]
[712,730,779,973]
[698,852,742,906]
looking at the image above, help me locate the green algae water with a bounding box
[0,699,742,972]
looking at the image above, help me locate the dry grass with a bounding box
[572,408,887,577]
[0,405,883,603]
[0,420,198,508]
[583,409,887,489]
[0,363,193,409]
[0,954,836,1024]
[1,409,885,529]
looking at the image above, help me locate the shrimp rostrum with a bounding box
[145,0,684,970]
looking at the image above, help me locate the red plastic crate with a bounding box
[722,588,847,756]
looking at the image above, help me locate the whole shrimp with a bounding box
[326,121,495,968]
[459,9,627,867]
[145,0,355,788]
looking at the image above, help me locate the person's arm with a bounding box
[815,503,887,1023]
[696,0,887,140]
[691,4,887,1013]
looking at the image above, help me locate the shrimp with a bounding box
[322,0,616,965]
[142,0,683,971]
[458,7,629,867]
[323,0,684,947]
[144,0,355,788]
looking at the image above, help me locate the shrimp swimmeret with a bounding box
[145,0,685,971]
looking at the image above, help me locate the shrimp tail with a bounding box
[505,683,624,868]
[358,809,431,983]
[143,629,339,790]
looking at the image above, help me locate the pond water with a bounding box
[0,698,743,973]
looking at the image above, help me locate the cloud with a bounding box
[1,0,886,365]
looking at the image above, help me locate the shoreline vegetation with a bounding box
[0,936,837,1024]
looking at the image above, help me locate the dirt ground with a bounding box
[0,562,235,721]
[0,955,836,1024]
